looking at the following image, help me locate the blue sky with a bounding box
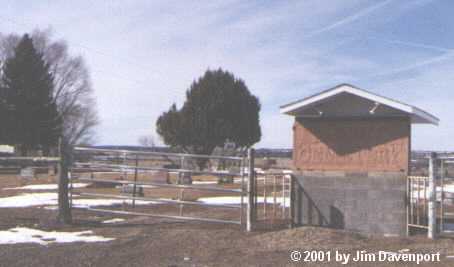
[0,0,452,150]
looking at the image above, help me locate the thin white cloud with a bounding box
[372,61,454,151]
[344,38,454,80]
[366,51,454,78]
[368,37,452,53]
[0,0,449,150]
[306,0,394,37]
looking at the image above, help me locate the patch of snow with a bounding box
[140,185,157,189]
[243,167,264,174]
[192,181,217,185]
[43,206,58,210]
[444,184,454,194]
[233,177,266,183]
[0,227,114,245]
[3,183,90,191]
[0,193,58,208]
[198,196,290,207]
[0,193,158,209]
[282,170,293,178]
[115,184,156,189]
[411,184,454,202]
[72,198,156,209]
[102,218,125,224]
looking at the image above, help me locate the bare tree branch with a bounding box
[0,28,99,146]
[138,135,155,148]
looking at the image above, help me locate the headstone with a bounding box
[47,165,56,176]
[121,184,144,197]
[217,174,233,184]
[20,167,36,179]
[177,172,192,185]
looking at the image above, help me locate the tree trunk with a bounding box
[57,138,72,224]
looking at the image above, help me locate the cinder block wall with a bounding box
[293,171,407,236]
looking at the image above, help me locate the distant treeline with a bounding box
[412,150,454,160]
[91,146,452,160]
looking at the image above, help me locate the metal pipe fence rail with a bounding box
[69,146,256,229]
[0,156,61,177]
[74,146,244,161]
[0,157,60,162]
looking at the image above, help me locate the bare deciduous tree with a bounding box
[0,29,98,224]
[138,135,155,148]
[0,28,98,146]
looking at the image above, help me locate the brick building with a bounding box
[280,84,438,236]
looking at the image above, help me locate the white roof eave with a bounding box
[279,84,439,125]
[411,107,439,125]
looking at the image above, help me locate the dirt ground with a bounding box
[1,174,454,267]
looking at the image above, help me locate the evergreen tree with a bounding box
[1,34,61,155]
[157,68,261,168]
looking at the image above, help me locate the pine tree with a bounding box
[1,34,61,155]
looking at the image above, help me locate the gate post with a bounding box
[428,152,438,239]
[289,174,295,228]
[247,148,255,232]
[440,159,445,233]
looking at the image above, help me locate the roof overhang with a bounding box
[280,84,439,125]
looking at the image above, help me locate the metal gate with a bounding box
[407,154,454,237]
[407,175,429,233]
[69,147,250,226]
[252,171,293,229]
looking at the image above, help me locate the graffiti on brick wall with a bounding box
[293,118,409,172]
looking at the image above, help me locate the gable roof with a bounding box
[280,84,439,125]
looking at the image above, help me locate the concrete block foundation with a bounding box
[293,171,407,236]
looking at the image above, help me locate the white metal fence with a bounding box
[70,147,250,226]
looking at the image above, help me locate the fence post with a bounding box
[406,176,410,236]
[57,138,72,224]
[428,152,437,239]
[247,148,255,232]
[289,174,295,228]
[440,159,445,233]
[132,154,138,208]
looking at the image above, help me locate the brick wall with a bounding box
[293,117,410,173]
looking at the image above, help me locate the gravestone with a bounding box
[20,167,36,179]
[121,184,144,197]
